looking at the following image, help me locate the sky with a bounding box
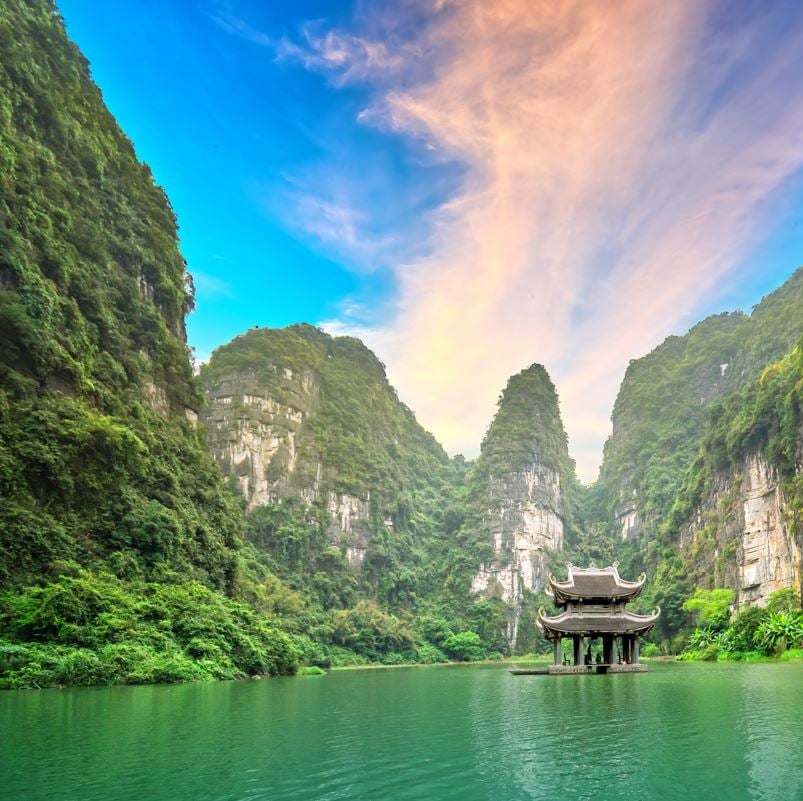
[58,0,803,482]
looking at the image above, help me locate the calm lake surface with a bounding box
[2,661,802,801]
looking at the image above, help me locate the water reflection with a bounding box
[1,662,802,801]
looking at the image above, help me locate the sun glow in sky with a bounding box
[59,0,803,482]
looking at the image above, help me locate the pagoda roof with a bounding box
[546,562,646,603]
[537,607,660,638]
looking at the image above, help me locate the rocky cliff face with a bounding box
[600,268,803,544]
[680,452,802,607]
[203,365,321,510]
[200,325,447,564]
[469,365,575,648]
[203,362,375,564]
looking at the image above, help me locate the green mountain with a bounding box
[0,0,299,687]
[200,324,522,661]
[595,269,803,648]
[598,268,803,541]
[0,0,800,686]
[466,365,577,651]
[200,324,454,606]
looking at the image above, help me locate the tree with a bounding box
[682,588,734,630]
[442,631,486,661]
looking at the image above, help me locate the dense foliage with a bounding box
[0,566,299,688]
[591,271,803,649]
[677,588,803,661]
[598,268,803,531]
[0,0,283,687]
[0,0,243,587]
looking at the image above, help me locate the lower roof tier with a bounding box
[537,607,660,638]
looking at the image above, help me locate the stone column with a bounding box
[632,636,640,664]
[553,637,561,666]
[573,636,581,666]
[578,636,586,665]
[601,634,611,664]
[623,635,631,663]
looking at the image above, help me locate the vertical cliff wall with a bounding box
[0,0,242,588]
[599,268,803,544]
[674,342,803,609]
[469,365,576,648]
[680,454,801,606]
[200,324,449,566]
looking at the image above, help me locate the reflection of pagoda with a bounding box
[537,562,660,674]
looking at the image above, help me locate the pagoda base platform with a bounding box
[548,663,647,675]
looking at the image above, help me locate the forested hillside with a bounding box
[467,365,578,651]
[598,268,803,541]
[200,324,521,664]
[1,0,800,688]
[595,271,803,649]
[0,0,299,687]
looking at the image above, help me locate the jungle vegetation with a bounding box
[1,0,802,688]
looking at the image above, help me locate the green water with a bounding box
[2,661,802,801]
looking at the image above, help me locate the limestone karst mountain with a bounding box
[599,267,803,545]
[468,365,577,649]
[594,268,803,624]
[0,0,242,589]
[1,0,801,689]
[200,323,451,572]
[0,0,302,686]
[201,342,580,651]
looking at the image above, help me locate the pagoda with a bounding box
[537,562,660,674]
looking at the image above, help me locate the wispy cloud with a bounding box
[275,25,409,84]
[230,1,803,481]
[258,169,410,273]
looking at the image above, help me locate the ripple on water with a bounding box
[2,662,803,801]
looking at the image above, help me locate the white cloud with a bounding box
[244,1,803,481]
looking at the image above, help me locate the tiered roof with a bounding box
[538,562,659,639]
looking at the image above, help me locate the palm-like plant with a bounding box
[755,612,803,655]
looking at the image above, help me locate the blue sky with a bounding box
[58,0,803,480]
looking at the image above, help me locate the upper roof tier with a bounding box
[547,562,646,604]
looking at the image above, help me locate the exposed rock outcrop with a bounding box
[680,452,802,608]
[470,365,575,648]
[203,366,321,510]
[200,325,447,563]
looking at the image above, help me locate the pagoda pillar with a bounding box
[601,634,612,664]
[572,636,580,666]
[553,637,562,666]
[575,636,586,665]
[623,635,631,663]
[632,636,640,664]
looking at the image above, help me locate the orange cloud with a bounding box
[310,0,803,481]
